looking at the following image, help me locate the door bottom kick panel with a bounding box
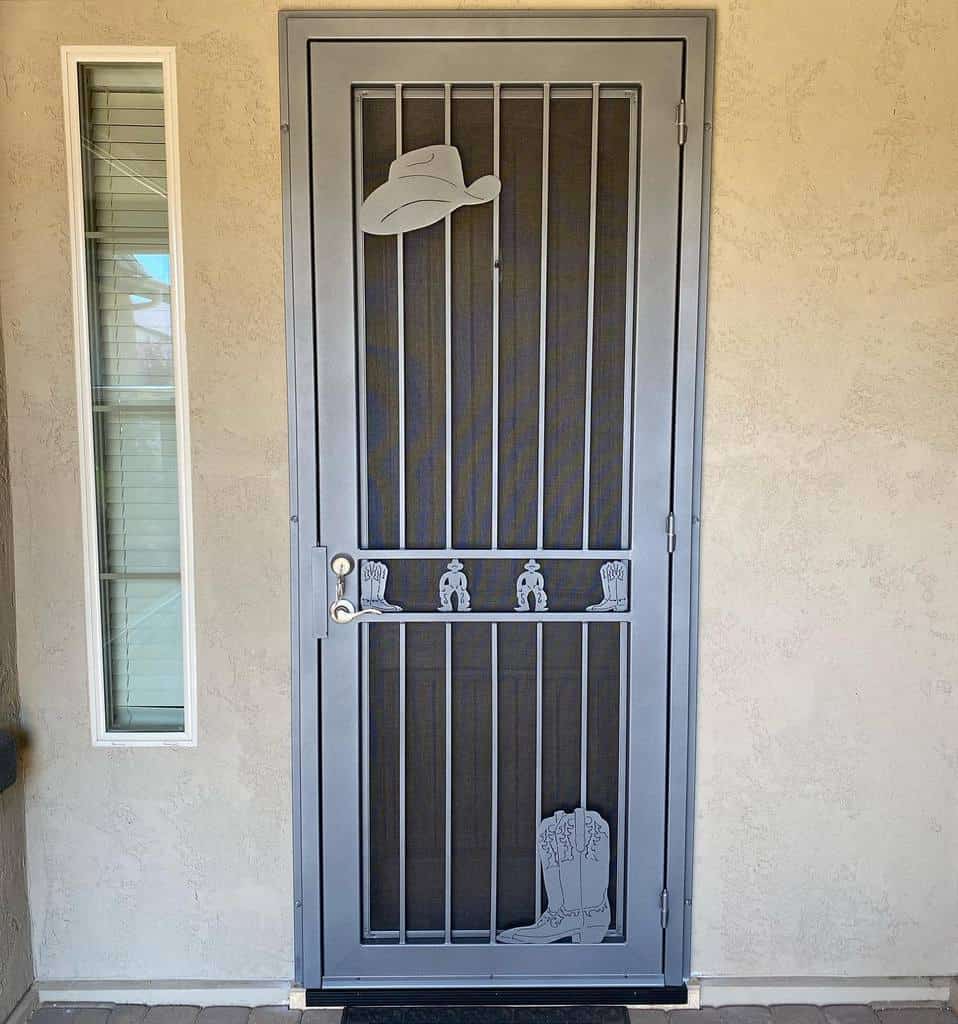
[307,984,685,1007]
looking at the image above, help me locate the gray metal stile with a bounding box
[535,84,550,551]
[665,16,714,984]
[581,82,600,548]
[356,90,371,936]
[395,84,406,549]
[534,621,543,921]
[362,622,371,939]
[354,92,369,547]
[277,18,304,979]
[444,622,452,943]
[398,621,407,944]
[489,623,499,942]
[491,83,501,550]
[616,621,628,933]
[580,623,589,806]
[620,91,639,547]
[444,83,453,550]
[443,74,454,953]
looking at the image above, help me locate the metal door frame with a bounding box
[279,9,714,993]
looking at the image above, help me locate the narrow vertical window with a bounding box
[63,49,195,744]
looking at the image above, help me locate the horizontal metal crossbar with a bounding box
[362,611,629,623]
[357,85,638,100]
[361,549,629,560]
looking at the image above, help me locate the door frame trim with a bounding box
[279,9,715,991]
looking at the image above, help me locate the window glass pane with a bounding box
[79,62,184,732]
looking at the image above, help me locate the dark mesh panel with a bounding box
[496,623,538,930]
[586,621,622,925]
[402,97,446,549]
[362,98,400,548]
[451,98,494,548]
[589,98,632,548]
[498,97,544,550]
[451,623,493,930]
[368,622,400,931]
[541,623,582,816]
[543,97,592,549]
[374,558,628,613]
[405,623,446,931]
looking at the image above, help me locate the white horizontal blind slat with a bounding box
[80,62,184,732]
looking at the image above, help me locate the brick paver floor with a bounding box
[26,1003,958,1024]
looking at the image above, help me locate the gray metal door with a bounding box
[282,14,711,993]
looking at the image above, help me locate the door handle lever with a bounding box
[328,553,383,626]
[329,597,382,625]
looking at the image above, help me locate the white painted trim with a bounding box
[61,45,197,748]
[2,982,38,1024]
[37,981,291,1008]
[695,975,952,1007]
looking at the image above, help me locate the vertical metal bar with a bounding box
[444,622,453,944]
[534,621,543,920]
[616,622,628,933]
[582,83,600,549]
[444,83,453,550]
[620,89,639,547]
[361,622,371,939]
[354,93,370,548]
[395,84,406,550]
[398,621,407,944]
[489,623,499,942]
[535,84,550,551]
[491,82,501,550]
[580,623,589,807]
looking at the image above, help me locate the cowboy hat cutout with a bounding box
[360,144,501,236]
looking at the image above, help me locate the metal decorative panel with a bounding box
[354,82,638,951]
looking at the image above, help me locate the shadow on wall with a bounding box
[1,726,31,792]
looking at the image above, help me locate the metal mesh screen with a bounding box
[357,83,638,946]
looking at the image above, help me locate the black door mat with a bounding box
[343,1008,630,1024]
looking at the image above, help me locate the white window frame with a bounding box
[62,45,197,747]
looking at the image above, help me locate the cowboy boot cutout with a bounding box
[496,812,566,944]
[360,561,402,611]
[496,808,610,944]
[587,560,628,612]
[558,807,611,943]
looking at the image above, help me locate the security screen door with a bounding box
[291,26,703,991]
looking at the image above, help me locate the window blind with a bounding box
[81,64,184,732]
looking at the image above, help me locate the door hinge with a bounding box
[660,888,669,929]
[667,512,677,554]
[675,98,688,145]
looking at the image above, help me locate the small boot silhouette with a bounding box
[586,560,628,612]
[360,561,402,611]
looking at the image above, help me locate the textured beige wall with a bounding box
[0,330,34,1018]
[1,0,957,986]
[0,322,35,1016]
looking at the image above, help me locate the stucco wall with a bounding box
[0,0,956,987]
[0,325,34,1016]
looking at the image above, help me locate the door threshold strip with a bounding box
[308,986,688,1009]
